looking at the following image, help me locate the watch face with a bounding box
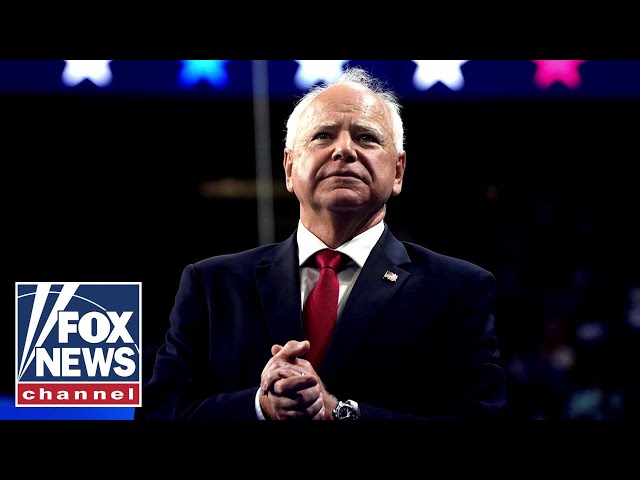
[336,403,357,420]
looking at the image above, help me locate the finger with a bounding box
[262,391,300,419]
[261,368,292,395]
[262,358,295,379]
[291,358,321,381]
[261,353,288,378]
[282,409,309,420]
[262,365,308,394]
[289,361,324,392]
[306,395,324,419]
[287,384,322,410]
[262,361,322,397]
[273,340,310,361]
[268,391,320,421]
[284,394,323,420]
[261,357,275,380]
[261,342,304,381]
[313,405,325,421]
[273,373,317,396]
[267,391,299,411]
[261,365,317,391]
[261,359,300,393]
[293,357,314,372]
[262,341,311,380]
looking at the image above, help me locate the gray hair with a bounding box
[284,66,405,152]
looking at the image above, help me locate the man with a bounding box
[137,67,507,420]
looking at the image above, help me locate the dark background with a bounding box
[3,62,640,420]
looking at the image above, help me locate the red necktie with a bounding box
[303,249,346,370]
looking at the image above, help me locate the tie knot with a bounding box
[313,249,345,271]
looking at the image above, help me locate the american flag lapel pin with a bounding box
[383,271,398,282]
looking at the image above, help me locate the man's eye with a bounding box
[359,134,377,142]
[313,132,330,140]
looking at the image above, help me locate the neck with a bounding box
[300,207,386,249]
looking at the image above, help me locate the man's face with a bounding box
[284,83,405,218]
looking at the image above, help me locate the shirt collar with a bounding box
[296,219,385,268]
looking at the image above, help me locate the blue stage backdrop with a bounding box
[1,60,639,100]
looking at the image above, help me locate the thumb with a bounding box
[271,344,283,356]
[274,340,310,360]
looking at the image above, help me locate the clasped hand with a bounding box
[259,340,336,420]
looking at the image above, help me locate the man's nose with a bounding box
[332,132,356,161]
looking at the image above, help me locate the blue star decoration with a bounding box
[179,60,229,88]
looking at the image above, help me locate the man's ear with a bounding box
[284,148,295,193]
[391,151,406,196]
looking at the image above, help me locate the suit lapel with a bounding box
[254,233,304,346]
[320,227,411,383]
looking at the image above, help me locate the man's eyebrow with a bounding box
[313,120,338,129]
[309,120,385,138]
[353,122,384,138]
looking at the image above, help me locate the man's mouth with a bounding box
[329,172,361,180]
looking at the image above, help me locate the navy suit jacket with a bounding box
[137,225,507,420]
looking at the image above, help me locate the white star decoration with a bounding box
[62,60,113,87]
[294,60,348,89]
[412,60,469,91]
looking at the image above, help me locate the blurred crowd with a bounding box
[492,194,640,419]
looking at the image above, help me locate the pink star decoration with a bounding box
[532,60,587,89]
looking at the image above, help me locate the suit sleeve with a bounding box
[443,269,507,418]
[136,264,259,420]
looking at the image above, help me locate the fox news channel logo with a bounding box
[15,282,141,407]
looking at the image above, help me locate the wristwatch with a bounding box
[332,399,360,420]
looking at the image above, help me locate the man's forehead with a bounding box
[302,87,387,125]
[315,84,380,109]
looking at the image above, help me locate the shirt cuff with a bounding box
[254,387,266,420]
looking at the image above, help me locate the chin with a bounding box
[319,188,375,212]
[327,204,363,213]
[325,196,369,212]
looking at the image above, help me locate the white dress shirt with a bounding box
[255,220,385,419]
